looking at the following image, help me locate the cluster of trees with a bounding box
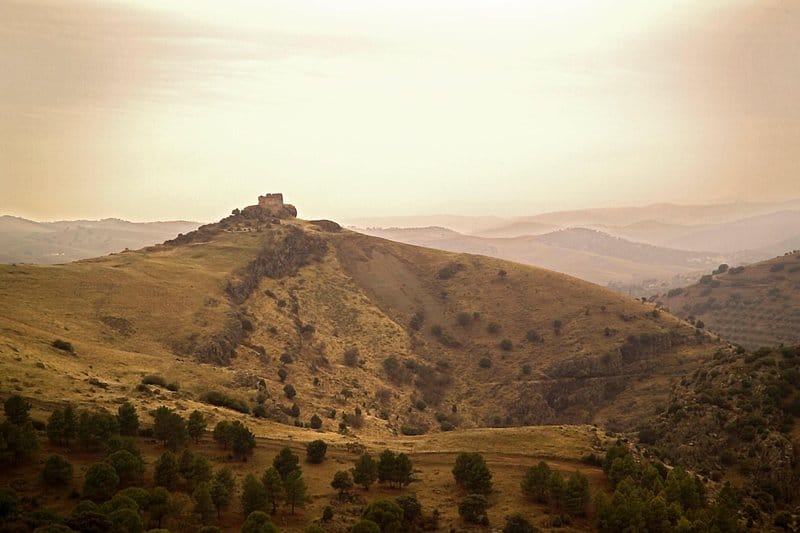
[596,443,740,532]
[212,420,256,461]
[239,447,309,522]
[0,396,39,464]
[521,461,590,518]
[1,398,258,531]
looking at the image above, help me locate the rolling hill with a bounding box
[658,251,800,350]
[1,198,798,530]
[0,200,721,438]
[0,216,201,264]
[355,226,719,294]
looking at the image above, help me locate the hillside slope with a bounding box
[0,203,721,441]
[658,251,800,350]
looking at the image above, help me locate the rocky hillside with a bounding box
[0,201,719,441]
[658,251,800,350]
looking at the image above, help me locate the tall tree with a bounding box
[261,467,284,514]
[272,447,300,480]
[352,453,378,490]
[187,410,207,443]
[210,467,235,519]
[241,473,267,517]
[282,469,308,514]
[117,402,139,437]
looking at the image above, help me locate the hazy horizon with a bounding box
[2,0,799,223]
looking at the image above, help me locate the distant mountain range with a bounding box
[0,216,201,264]
[5,199,800,296]
[349,200,800,295]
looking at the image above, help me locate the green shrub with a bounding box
[479,357,492,369]
[500,339,513,351]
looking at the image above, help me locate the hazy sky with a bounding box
[1,0,798,222]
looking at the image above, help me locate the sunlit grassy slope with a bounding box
[0,213,716,439]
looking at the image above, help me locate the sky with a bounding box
[1,0,798,222]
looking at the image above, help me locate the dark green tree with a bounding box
[78,410,118,452]
[503,513,538,533]
[117,402,139,437]
[241,511,279,533]
[306,439,327,464]
[148,487,172,529]
[193,481,216,526]
[283,469,308,514]
[212,421,232,448]
[0,487,18,522]
[273,447,300,480]
[261,467,284,514]
[83,462,120,501]
[42,454,73,486]
[187,410,207,443]
[458,494,489,525]
[210,467,236,519]
[229,421,256,461]
[241,473,267,517]
[521,461,551,503]
[331,470,353,498]
[564,471,590,517]
[108,508,143,533]
[154,451,180,490]
[353,453,379,490]
[452,452,492,494]
[180,450,213,490]
[4,395,30,425]
[152,406,187,450]
[351,520,381,533]
[362,499,404,532]
[106,449,144,484]
[395,494,422,529]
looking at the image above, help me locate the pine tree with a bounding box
[193,481,216,525]
[117,402,139,437]
[352,453,378,490]
[154,451,180,490]
[283,469,308,514]
[187,410,207,443]
[272,447,300,480]
[241,473,267,517]
[210,467,235,519]
[261,467,284,514]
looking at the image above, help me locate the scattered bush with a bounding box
[487,322,501,334]
[200,391,250,414]
[479,357,492,369]
[52,339,74,353]
[500,338,513,351]
[306,439,328,464]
